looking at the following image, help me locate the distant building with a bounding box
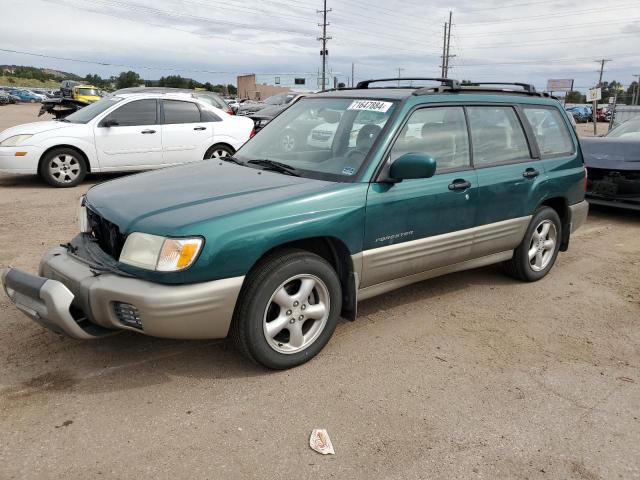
[237,72,334,100]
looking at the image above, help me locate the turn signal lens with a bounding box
[156,238,203,272]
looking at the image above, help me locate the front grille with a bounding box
[86,208,125,259]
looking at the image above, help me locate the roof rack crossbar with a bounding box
[465,82,537,93]
[356,77,460,90]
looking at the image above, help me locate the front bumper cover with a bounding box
[2,247,245,340]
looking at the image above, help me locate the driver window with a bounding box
[390,106,470,173]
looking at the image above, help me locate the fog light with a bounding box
[113,302,142,329]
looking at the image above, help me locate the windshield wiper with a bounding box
[220,155,245,165]
[247,159,300,176]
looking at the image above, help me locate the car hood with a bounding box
[85,161,336,235]
[252,104,286,119]
[581,137,640,170]
[0,120,74,141]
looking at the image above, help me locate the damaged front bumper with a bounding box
[2,242,244,340]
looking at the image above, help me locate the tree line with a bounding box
[84,71,237,95]
[2,66,237,95]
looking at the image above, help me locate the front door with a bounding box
[362,106,478,288]
[94,99,162,169]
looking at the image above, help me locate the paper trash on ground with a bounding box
[309,429,335,455]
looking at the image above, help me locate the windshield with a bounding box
[235,97,397,181]
[64,96,123,123]
[78,88,99,96]
[607,117,640,139]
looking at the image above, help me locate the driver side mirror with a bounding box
[389,152,437,181]
[101,118,119,127]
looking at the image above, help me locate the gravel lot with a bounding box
[1,103,638,479]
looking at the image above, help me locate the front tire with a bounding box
[231,249,342,369]
[39,148,87,187]
[504,207,562,282]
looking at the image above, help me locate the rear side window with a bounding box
[523,107,574,157]
[107,99,157,126]
[163,100,201,124]
[466,106,531,167]
[390,106,470,173]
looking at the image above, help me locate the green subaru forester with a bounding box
[2,78,588,369]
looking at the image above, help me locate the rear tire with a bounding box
[231,249,342,369]
[503,207,562,282]
[204,144,234,160]
[39,148,87,188]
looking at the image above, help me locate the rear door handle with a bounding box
[448,179,472,191]
[141,129,156,134]
[523,168,540,179]
[193,126,207,131]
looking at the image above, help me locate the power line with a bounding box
[0,48,320,75]
[457,2,638,25]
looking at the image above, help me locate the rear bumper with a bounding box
[569,200,589,232]
[2,247,244,340]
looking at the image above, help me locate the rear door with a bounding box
[468,105,544,257]
[161,99,213,165]
[94,99,162,169]
[362,106,478,288]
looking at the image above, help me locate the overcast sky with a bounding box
[1,0,638,92]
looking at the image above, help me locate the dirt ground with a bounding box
[0,103,638,479]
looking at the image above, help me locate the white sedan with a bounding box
[0,92,255,187]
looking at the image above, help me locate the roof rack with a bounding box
[464,82,537,93]
[356,77,460,90]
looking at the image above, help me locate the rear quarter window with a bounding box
[523,107,575,157]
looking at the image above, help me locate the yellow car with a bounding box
[73,85,101,103]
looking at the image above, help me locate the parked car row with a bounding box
[0,88,46,103]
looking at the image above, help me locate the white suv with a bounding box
[0,92,254,187]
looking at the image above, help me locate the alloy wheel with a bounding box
[48,154,81,184]
[209,148,231,159]
[262,274,330,354]
[528,219,557,271]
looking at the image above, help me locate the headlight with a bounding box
[78,196,90,233]
[119,232,203,272]
[0,134,33,147]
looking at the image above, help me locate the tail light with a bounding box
[584,166,588,191]
[249,127,256,139]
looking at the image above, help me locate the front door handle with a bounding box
[523,168,540,179]
[141,129,156,134]
[193,126,207,131]
[448,179,471,191]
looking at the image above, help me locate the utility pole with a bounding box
[444,11,453,78]
[397,67,404,87]
[351,62,354,88]
[317,0,331,91]
[633,74,640,105]
[440,22,447,77]
[593,58,611,135]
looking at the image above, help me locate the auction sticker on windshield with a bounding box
[347,100,393,113]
